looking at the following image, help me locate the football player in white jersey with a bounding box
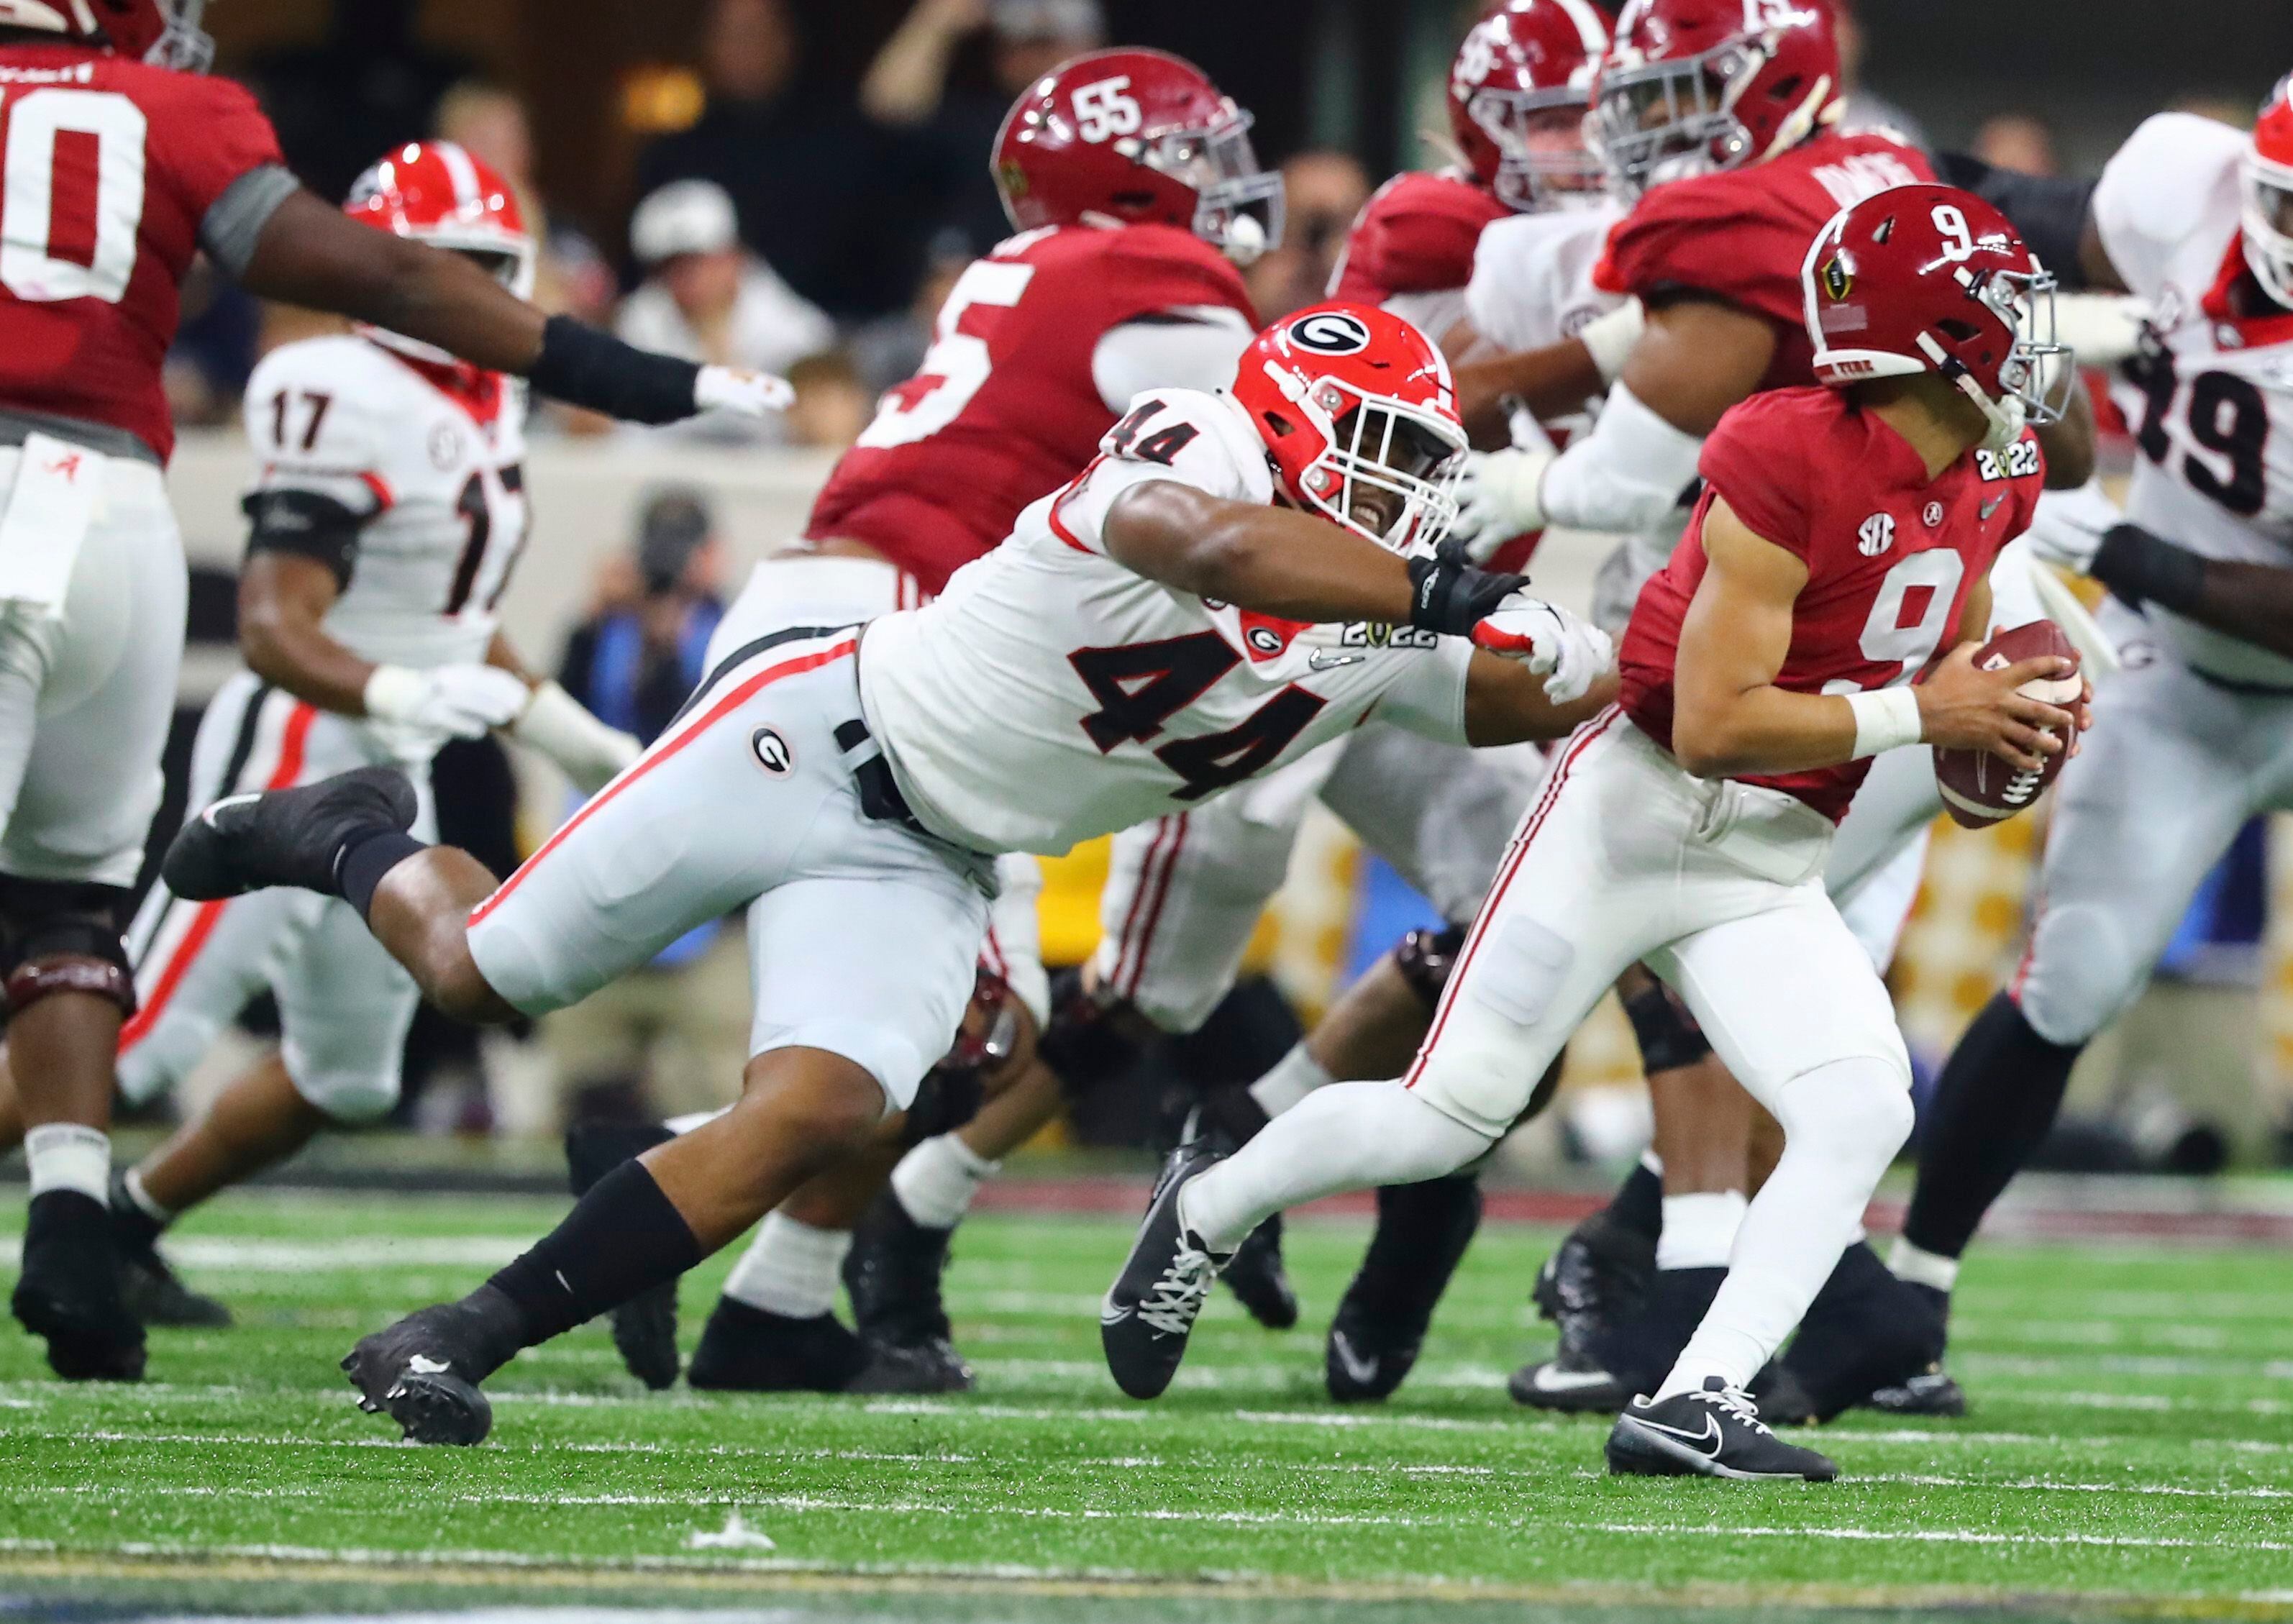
[0,144,638,1325]
[158,301,1615,1445]
[1792,78,2293,1395]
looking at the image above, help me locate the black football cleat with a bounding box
[163,765,416,903]
[1776,1243,1950,1423]
[1531,1210,1656,1357]
[108,1172,231,1330]
[1606,1377,1839,1482]
[685,1298,948,1393]
[564,1119,680,1390]
[342,1289,521,1446]
[1323,1174,1481,1402]
[1222,1213,1298,1331]
[1508,1346,1628,1413]
[844,1192,972,1392]
[1101,1140,1228,1400]
[12,1191,145,1382]
[1866,1367,1968,1418]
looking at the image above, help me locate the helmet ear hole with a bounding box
[1262,410,1296,437]
[1935,318,1981,342]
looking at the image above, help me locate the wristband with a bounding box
[1577,298,1646,386]
[1406,546,1528,637]
[2089,523,2207,613]
[526,315,703,426]
[1846,686,1924,759]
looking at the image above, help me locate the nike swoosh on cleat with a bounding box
[201,793,260,827]
[1329,1331,1380,1387]
[1099,1295,1131,1328]
[406,1354,452,1375]
[1528,1363,1617,1393]
[1626,1412,1723,1458]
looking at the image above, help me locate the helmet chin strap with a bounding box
[1956,370,2025,455]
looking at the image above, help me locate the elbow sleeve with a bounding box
[1538,382,1706,534]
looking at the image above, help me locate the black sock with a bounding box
[107,1172,163,1251]
[336,828,431,922]
[483,1159,703,1346]
[1902,993,2083,1260]
[1603,1159,1664,1244]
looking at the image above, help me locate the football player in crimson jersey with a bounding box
[0,142,642,1330]
[1791,74,2293,1405]
[1409,0,2106,1422]
[0,1,785,1384]
[1108,187,2087,1482]
[158,303,1612,1446]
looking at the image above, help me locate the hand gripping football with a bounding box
[1933,619,2082,830]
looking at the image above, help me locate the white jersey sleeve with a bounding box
[2094,114,2247,303]
[1464,204,1627,355]
[856,389,1475,855]
[1090,308,1257,413]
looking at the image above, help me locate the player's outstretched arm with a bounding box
[2082,530,2293,660]
[1462,652,1618,746]
[484,634,640,795]
[1673,498,2074,778]
[1102,480,1423,626]
[237,192,787,426]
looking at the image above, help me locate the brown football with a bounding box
[1933,619,2082,830]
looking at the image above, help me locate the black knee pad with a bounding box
[1392,924,1467,1011]
[0,877,135,1018]
[1621,980,1710,1075]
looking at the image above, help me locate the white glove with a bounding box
[1450,447,1554,562]
[695,365,796,417]
[511,680,642,795]
[2022,480,2123,575]
[1470,592,1615,704]
[363,663,532,740]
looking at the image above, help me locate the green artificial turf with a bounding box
[3,1187,2291,1614]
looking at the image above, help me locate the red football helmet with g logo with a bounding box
[0,0,211,70]
[1228,303,1469,555]
[993,48,1285,265]
[345,142,534,362]
[1592,0,1841,198]
[1805,184,2066,443]
[2242,74,2293,309]
[1449,0,1612,213]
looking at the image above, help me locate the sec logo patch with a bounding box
[1856,512,1895,557]
[750,726,794,776]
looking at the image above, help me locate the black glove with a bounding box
[1035,964,1148,1097]
[2090,522,2207,613]
[1406,540,1529,637]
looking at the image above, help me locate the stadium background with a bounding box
[128,0,2293,1171]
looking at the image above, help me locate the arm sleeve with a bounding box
[1536,380,1708,534]
[1090,308,1256,412]
[1369,637,1475,746]
[201,165,301,279]
[241,488,365,588]
[1932,152,2100,289]
[1695,404,1810,559]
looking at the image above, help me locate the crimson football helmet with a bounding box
[2242,74,2293,309]
[345,142,534,362]
[1591,0,1841,198]
[993,48,1285,265]
[1228,303,1469,555]
[0,0,211,70]
[1804,184,2067,444]
[1449,0,1611,213]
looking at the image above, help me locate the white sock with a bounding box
[1247,1044,1335,1119]
[24,1123,109,1203]
[1656,1059,1913,1402]
[1654,1190,1747,1272]
[121,1167,175,1226]
[890,1133,998,1231]
[1178,1079,1493,1254]
[720,1213,852,1319]
[1889,1236,1960,1295]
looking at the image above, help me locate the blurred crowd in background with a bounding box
[143,0,2293,1164]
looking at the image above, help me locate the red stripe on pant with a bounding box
[120,700,319,1054]
[468,637,858,930]
[1405,707,1618,1088]
[1115,813,1187,999]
